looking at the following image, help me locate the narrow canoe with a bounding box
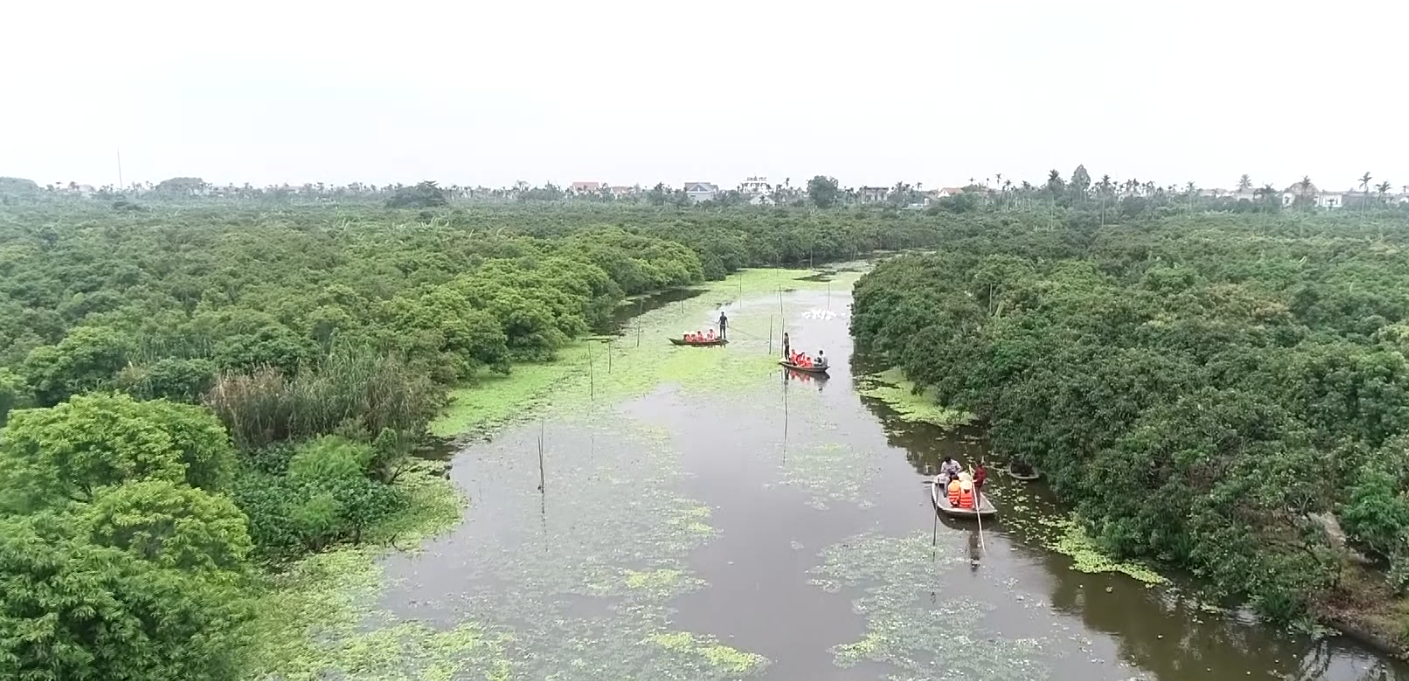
[931,475,998,519]
[1007,463,1041,481]
[779,360,829,374]
[669,337,727,346]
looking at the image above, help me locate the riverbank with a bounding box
[242,263,1409,680]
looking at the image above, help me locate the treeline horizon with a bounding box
[5,164,1405,211]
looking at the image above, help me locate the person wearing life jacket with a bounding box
[947,475,962,506]
[958,475,975,509]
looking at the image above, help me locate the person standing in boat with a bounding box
[782,332,790,360]
[971,460,987,499]
[718,311,728,340]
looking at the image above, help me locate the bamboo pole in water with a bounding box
[768,316,773,355]
[537,419,546,492]
[588,343,595,402]
[778,286,785,332]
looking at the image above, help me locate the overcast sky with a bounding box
[3,0,1405,192]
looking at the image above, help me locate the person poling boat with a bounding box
[718,311,728,341]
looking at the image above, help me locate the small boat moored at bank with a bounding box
[1007,462,1040,481]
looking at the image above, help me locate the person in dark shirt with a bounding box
[718,311,728,340]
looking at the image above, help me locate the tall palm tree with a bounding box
[1376,181,1392,203]
[1237,174,1252,193]
[1296,176,1315,209]
[1359,172,1373,211]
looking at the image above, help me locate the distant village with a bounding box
[8,174,1409,210]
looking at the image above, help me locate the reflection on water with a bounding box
[381,283,1408,681]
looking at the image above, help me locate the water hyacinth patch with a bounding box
[1049,518,1167,585]
[809,532,1055,679]
[858,368,974,429]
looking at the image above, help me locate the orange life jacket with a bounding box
[947,480,962,505]
[959,487,974,509]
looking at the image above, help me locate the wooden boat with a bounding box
[669,337,727,347]
[1007,462,1040,481]
[930,475,998,519]
[779,360,829,375]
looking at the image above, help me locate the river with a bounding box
[379,268,1407,681]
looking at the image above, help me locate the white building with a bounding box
[858,186,888,203]
[739,176,771,196]
[684,182,718,203]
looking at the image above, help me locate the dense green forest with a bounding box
[852,205,1409,639]
[0,198,938,680]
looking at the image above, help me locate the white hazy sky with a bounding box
[3,0,1406,192]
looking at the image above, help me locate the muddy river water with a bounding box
[380,270,1407,681]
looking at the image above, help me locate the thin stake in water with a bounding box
[537,418,546,493]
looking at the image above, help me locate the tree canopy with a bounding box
[852,206,1409,625]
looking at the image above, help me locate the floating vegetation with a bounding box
[373,408,773,680]
[1049,518,1167,585]
[780,441,877,508]
[647,632,769,675]
[858,368,974,428]
[810,532,1055,679]
[244,536,513,681]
